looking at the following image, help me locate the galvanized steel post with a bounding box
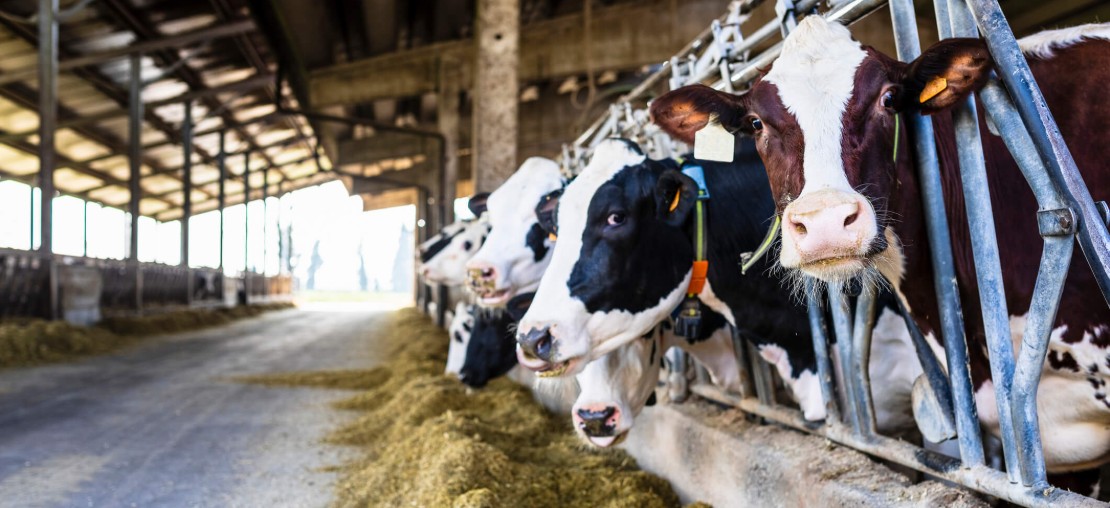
[967,0,1110,306]
[244,151,251,301]
[891,0,984,466]
[129,53,143,313]
[182,101,193,268]
[944,0,1019,479]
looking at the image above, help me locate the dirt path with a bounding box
[0,302,402,508]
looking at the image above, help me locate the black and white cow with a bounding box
[517,138,924,429]
[466,158,564,307]
[457,294,536,388]
[418,218,491,286]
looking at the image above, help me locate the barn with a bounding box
[0,0,1108,506]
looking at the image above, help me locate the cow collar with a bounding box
[682,162,710,296]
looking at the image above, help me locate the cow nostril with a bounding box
[793,221,807,236]
[535,333,551,360]
[481,268,494,278]
[843,211,859,228]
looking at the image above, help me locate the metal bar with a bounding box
[889,0,985,467]
[0,20,256,88]
[943,0,1020,480]
[181,101,193,268]
[731,325,756,400]
[82,200,87,257]
[128,53,142,262]
[694,388,1103,508]
[806,278,840,424]
[851,284,878,436]
[36,0,56,256]
[748,341,776,407]
[966,0,1110,306]
[667,348,690,403]
[828,283,861,433]
[1014,236,1074,491]
[218,130,226,271]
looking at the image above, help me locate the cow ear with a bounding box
[505,292,534,322]
[650,84,747,144]
[533,189,562,239]
[468,192,491,216]
[901,38,993,114]
[656,169,698,227]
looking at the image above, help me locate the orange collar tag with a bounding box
[688,260,709,295]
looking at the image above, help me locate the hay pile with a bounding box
[237,308,685,508]
[0,302,294,369]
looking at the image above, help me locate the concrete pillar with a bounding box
[438,61,461,223]
[472,0,519,192]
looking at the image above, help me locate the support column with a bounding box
[82,201,87,257]
[438,61,460,223]
[181,101,192,267]
[243,151,250,303]
[218,131,226,271]
[128,53,142,262]
[261,166,268,279]
[37,0,57,255]
[38,0,58,319]
[181,101,193,306]
[128,53,143,314]
[472,0,520,192]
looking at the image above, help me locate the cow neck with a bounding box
[693,153,814,375]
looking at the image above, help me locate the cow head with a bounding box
[445,302,475,376]
[418,218,491,286]
[466,157,564,307]
[651,16,992,290]
[516,139,692,377]
[458,293,534,388]
[572,331,663,447]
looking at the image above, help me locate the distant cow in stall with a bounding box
[651,17,1110,483]
[466,158,564,308]
[515,138,901,423]
[417,193,492,287]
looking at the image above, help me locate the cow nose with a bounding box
[576,406,619,436]
[518,326,554,362]
[466,263,497,288]
[783,192,873,262]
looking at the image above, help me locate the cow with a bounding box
[417,217,491,286]
[466,158,564,307]
[573,297,926,447]
[445,302,475,376]
[650,16,1110,481]
[572,310,737,447]
[515,137,828,419]
[457,294,535,388]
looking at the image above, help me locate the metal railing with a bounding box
[557,0,1110,505]
[0,246,291,320]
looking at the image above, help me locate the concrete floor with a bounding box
[0,302,402,508]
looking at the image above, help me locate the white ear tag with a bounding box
[693,115,735,163]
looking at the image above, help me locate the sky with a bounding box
[0,178,440,293]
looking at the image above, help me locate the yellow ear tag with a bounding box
[548,233,557,241]
[669,189,682,212]
[919,76,948,103]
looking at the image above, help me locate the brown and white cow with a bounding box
[651,17,1110,476]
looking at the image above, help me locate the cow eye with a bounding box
[881,89,896,110]
[463,241,473,251]
[607,213,627,226]
[750,117,763,131]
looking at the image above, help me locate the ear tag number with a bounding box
[694,115,735,163]
[919,76,948,103]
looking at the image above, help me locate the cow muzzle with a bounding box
[573,405,627,448]
[781,190,878,280]
[466,263,512,305]
[515,326,578,377]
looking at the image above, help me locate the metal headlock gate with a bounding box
[561,0,1110,505]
